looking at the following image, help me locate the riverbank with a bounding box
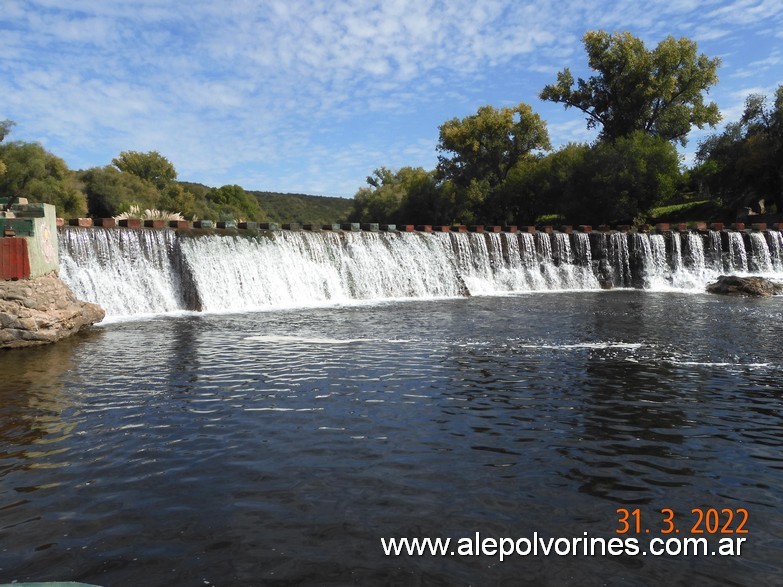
[0,272,104,349]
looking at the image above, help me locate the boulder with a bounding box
[706,275,783,297]
[0,272,104,349]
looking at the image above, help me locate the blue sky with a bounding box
[2,1,782,198]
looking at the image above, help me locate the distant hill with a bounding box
[178,182,353,224]
[248,190,353,225]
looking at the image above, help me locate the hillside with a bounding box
[249,190,353,225]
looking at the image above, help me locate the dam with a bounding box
[58,222,783,317]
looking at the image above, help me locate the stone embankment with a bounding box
[0,272,104,349]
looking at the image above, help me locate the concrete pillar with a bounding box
[560,225,573,233]
[340,223,360,231]
[237,221,258,230]
[578,225,592,233]
[469,225,485,233]
[68,218,93,227]
[710,222,725,231]
[258,222,279,230]
[144,220,167,228]
[451,225,467,232]
[752,223,768,231]
[193,220,214,229]
[732,222,746,231]
[321,224,340,230]
[361,223,379,231]
[416,225,432,232]
[94,218,117,228]
[397,224,415,232]
[380,224,397,231]
[503,225,518,233]
[119,219,143,228]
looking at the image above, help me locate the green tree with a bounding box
[206,184,265,221]
[696,86,783,213]
[495,143,590,225]
[111,150,177,190]
[541,31,721,145]
[565,131,681,224]
[0,120,14,177]
[0,141,87,217]
[350,166,444,224]
[79,165,161,217]
[436,103,550,222]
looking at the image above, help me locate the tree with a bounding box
[206,184,265,221]
[436,103,550,222]
[0,120,14,176]
[111,150,177,190]
[79,165,162,217]
[541,31,721,145]
[696,85,783,212]
[495,143,590,224]
[0,141,87,217]
[564,131,681,224]
[349,166,445,224]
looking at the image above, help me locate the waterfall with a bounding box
[705,230,723,271]
[767,231,783,272]
[633,233,668,289]
[726,232,748,272]
[59,227,186,315]
[748,232,773,273]
[58,227,783,318]
[606,232,631,288]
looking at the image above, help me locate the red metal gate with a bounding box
[0,238,31,280]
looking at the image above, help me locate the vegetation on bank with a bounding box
[0,31,780,227]
[0,127,352,224]
[349,31,782,227]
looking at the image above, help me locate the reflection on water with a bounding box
[1,292,782,585]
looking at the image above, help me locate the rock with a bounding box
[706,275,783,297]
[0,272,105,349]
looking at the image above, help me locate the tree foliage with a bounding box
[541,31,721,145]
[562,131,681,224]
[696,85,783,212]
[436,103,550,223]
[206,184,265,221]
[79,165,161,218]
[0,141,87,217]
[349,167,446,224]
[111,150,177,190]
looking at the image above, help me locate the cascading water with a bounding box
[726,232,749,272]
[58,226,783,318]
[59,227,186,315]
[705,230,723,271]
[767,231,783,272]
[606,232,632,288]
[748,232,773,273]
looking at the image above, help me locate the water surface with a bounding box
[1,292,782,585]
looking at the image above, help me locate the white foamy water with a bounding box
[59,227,783,317]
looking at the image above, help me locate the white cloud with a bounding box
[1,0,781,195]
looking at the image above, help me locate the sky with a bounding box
[2,0,782,198]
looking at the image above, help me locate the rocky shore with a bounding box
[0,273,104,349]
